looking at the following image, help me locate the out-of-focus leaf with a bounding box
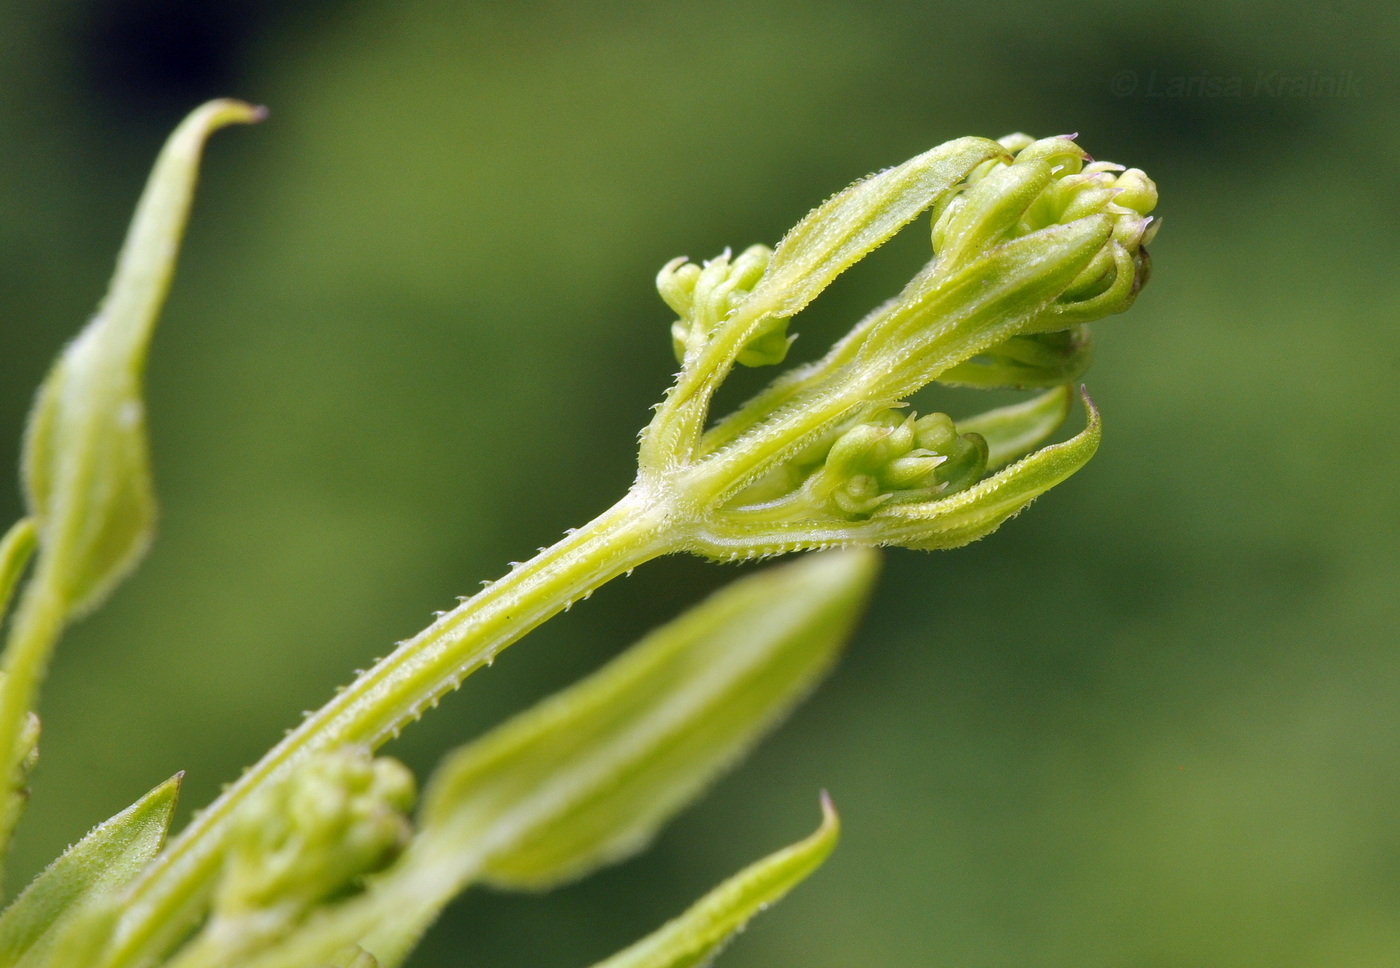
[0,701,40,890]
[588,794,839,968]
[958,385,1075,470]
[0,774,181,966]
[429,548,874,891]
[20,99,263,619]
[0,100,260,895]
[15,897,120,968]
[0,520,36,626]
[221,550,877,968]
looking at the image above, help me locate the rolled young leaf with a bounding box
[588,794,839,968]
[0,774,181,966]
[753,138,1006,319]
[19,99,264,620]
[0,100,262,875]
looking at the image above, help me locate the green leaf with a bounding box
[20,99,263,619]
[934,327,1093,390]
[0,520,36,627]
[0,702,40,892]
[215,550,876,968]
[752,138,1006,318]
[589,794,839,968]
[957,385,1075,470]
[0,774,181,966]
[14,897,121,968]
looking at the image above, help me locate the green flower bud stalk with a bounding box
[108,130,1156,968]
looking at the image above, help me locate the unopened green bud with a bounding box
[215,748,415,921]
[1112,168,1158,217]
[956,385,1075,471]
[725,408,990,523]
[928,134,1157,337]
[659,245,778,366]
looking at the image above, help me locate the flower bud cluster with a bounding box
[640,133,1153,557]
[932,133,1158,331]
[214,748,416,920]
[732,409,988,521]
[658,245,789,367]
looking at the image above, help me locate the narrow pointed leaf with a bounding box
[218,551,877,968]
[957,385,1075,470]
[753,138,1005,318]
[0,774,181,965]
[589,795,839,968]
[21,99,263,618]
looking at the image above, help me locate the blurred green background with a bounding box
[2,0,1398,965]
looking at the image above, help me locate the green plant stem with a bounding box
[105,492,678,968]
[0,576,67,864]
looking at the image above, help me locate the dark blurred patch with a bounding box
[68,0,348,123]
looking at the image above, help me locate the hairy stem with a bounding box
[104,491,677,968]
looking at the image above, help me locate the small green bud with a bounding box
[659,245,778,366]
[215,748,415,921]
[725,407,990,522]
[956,385,1075,470]
[928,134,1157,337]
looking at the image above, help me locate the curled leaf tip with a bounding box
[20,97,263,620]
[586,791,841,968]
[185,98,269,130]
